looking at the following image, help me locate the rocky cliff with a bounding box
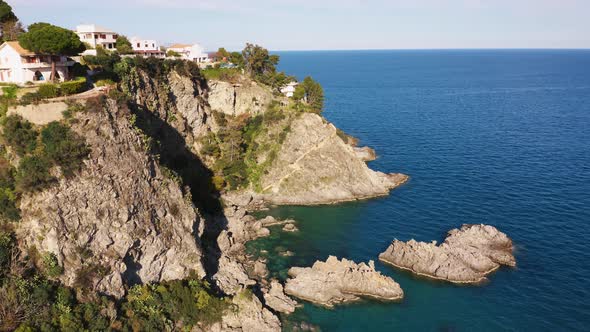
[117,60,407,206]
[258,113,408,205]
[16,99,205,298]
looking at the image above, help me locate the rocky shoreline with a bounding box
[284,256,403,308]
[379,224,516,284]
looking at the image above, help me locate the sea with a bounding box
[246,50,590,331]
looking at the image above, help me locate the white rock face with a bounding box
[263,280,298,314]
[259,113,408,205]
[208,80,273,116]
[379,224,516,284]
[284,256,404,307]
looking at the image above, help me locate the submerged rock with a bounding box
[379,224,516,284]
[284,256,403,307]
[263,280,298,314]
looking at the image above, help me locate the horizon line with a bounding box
[268,47,590,52]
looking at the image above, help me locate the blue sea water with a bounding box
[248,50,590,331]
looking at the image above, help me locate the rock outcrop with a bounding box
[204,292,281,332]
[263,280,298,314]
[208,80,274,116]
[16,100,205,298]
[284,256,403,307]
[379,224,516,284]
[259,113,408,205]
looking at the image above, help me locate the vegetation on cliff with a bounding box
[0,232,228,331]
[0,99,232,331]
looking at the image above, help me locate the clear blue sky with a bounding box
[10,0,590,51]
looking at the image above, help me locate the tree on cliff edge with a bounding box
[0,0,23,41]
[294,76,324,112]
[18,22,85,81]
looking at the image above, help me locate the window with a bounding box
[137,43,140,47]
[94,34,98,39]
[113,35,118,39]
[85,33,92,39]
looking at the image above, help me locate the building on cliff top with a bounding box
[167,43,209,63]
[75,24,119,56]
[280,81,299,98]
[0,41,74,84]
[130,37,165,58]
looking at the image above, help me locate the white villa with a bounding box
[280,81,299,98]
[130,37,165,58]
[0,41,74,84]
[75,24,119,55]
[167,43,209,63]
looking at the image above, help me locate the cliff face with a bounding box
[16,99,205,298]
[208,80,274,116]
[119,64,407,206]
[258,113,408,205]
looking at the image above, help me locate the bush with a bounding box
[19,92,42,105]
[15,155,54,192]
[121,278,228,330]
[40,122,90,177]
[1,85,18,99]
[0,188,19,221]
[1,115,38,156]
[95,79,115,87]
[37,84,59,99]
[41,252,63,278]
[59,77,86,96]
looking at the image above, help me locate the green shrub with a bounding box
[62,102,86,119]
[41,252,63,278]
[1,115,38,156]
[1,85,18,99]
[0,188,19,221]
[70,62,89,78]
[19,92,42,105]
[40,122,90,177]
[121,278,228,330]
[59,77,86,96]
[15,155,54,192]
[95,79,115,87]
[37,84,59,99]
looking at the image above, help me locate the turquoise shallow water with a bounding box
[247,50,590,331]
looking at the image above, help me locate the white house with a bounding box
[75,24,118,55]
[167,43,209,63]
[280,81,299,98]
[0,41,74,84]
[130,37,165,58]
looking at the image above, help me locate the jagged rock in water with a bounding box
[282,223,299,232]
[284,256,404,307]
[379,224,516,284]
[16,100,205,298]
[208,80,273,116]
[263,280,298,314]
[205,291,281,332]
[259,113,408,205]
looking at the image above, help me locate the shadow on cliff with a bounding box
[127,103,228,289]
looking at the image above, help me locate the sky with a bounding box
[9,0,590,51]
